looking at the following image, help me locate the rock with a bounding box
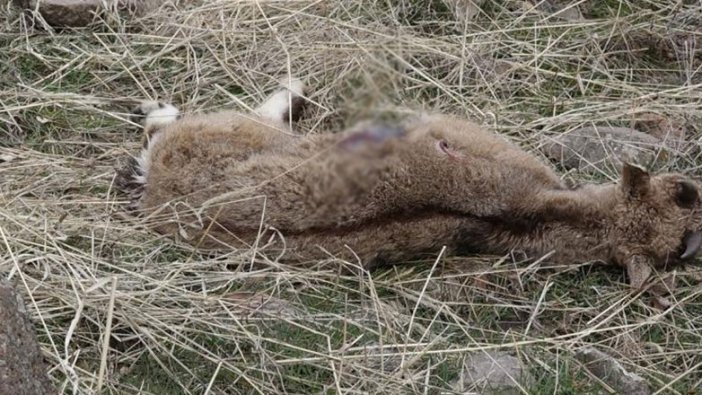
[452,351,533,395]
[13,0,160,27]
[0,153,18,163]
[633,113,687,150]
[444,0,485,21]
[221,291,303,319]
[575,347,651,395]
[540,126,666,174]
[0,281,54,395]
[536,0,583,21]
[359,343,404,373]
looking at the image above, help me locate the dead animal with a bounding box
[116,79,702,294]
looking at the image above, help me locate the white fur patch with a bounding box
[134,129,164,187]
[134,102,178,192]
[119,101,182,211]
[124,103,177,210]
[280,77,305,96]
[255,78,305,123]
[144,103,180,130]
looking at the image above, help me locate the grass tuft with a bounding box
[1,0,701,393]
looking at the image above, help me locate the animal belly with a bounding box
[152,210,465,265]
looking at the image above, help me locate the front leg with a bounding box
[625,255,677,309]
[625,255,653,290]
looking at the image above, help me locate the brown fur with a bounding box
[117,97,702,290]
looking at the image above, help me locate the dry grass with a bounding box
[1,0,702,393]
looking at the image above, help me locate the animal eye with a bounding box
[675,181,699,209]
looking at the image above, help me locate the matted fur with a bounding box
[116,83,702,290]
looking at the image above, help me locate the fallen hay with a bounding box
[1,0,702,393]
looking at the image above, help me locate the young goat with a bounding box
[116,80,702,293]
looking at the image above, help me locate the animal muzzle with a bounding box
[680,231,702,260]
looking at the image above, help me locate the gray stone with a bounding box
[359,343,404,373]
[575,347,651,395]
[0,153,18,163]
[540,126,666,174]
[536,0,584,21]
[444,0,485,21]
[452,351,533,395]
[0,280,54,395]
[633,114,687,151]
[13,0,159,27]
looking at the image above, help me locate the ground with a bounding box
[1,0,701,394]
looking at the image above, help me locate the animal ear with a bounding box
[621,163,650,198]
[675,181,699,209]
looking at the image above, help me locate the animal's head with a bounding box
[611,163,702,270]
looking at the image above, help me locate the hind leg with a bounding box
[131,78,306,142]
[116,101,180,211]
[254,78,307,128]
[131,101,181,147]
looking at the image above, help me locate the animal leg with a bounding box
[117,101,180,211]
[624,255,678,309]
[649,273,676,309]
[254,77,307,127]
[131,101,181,146]
[626,256,653,290]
